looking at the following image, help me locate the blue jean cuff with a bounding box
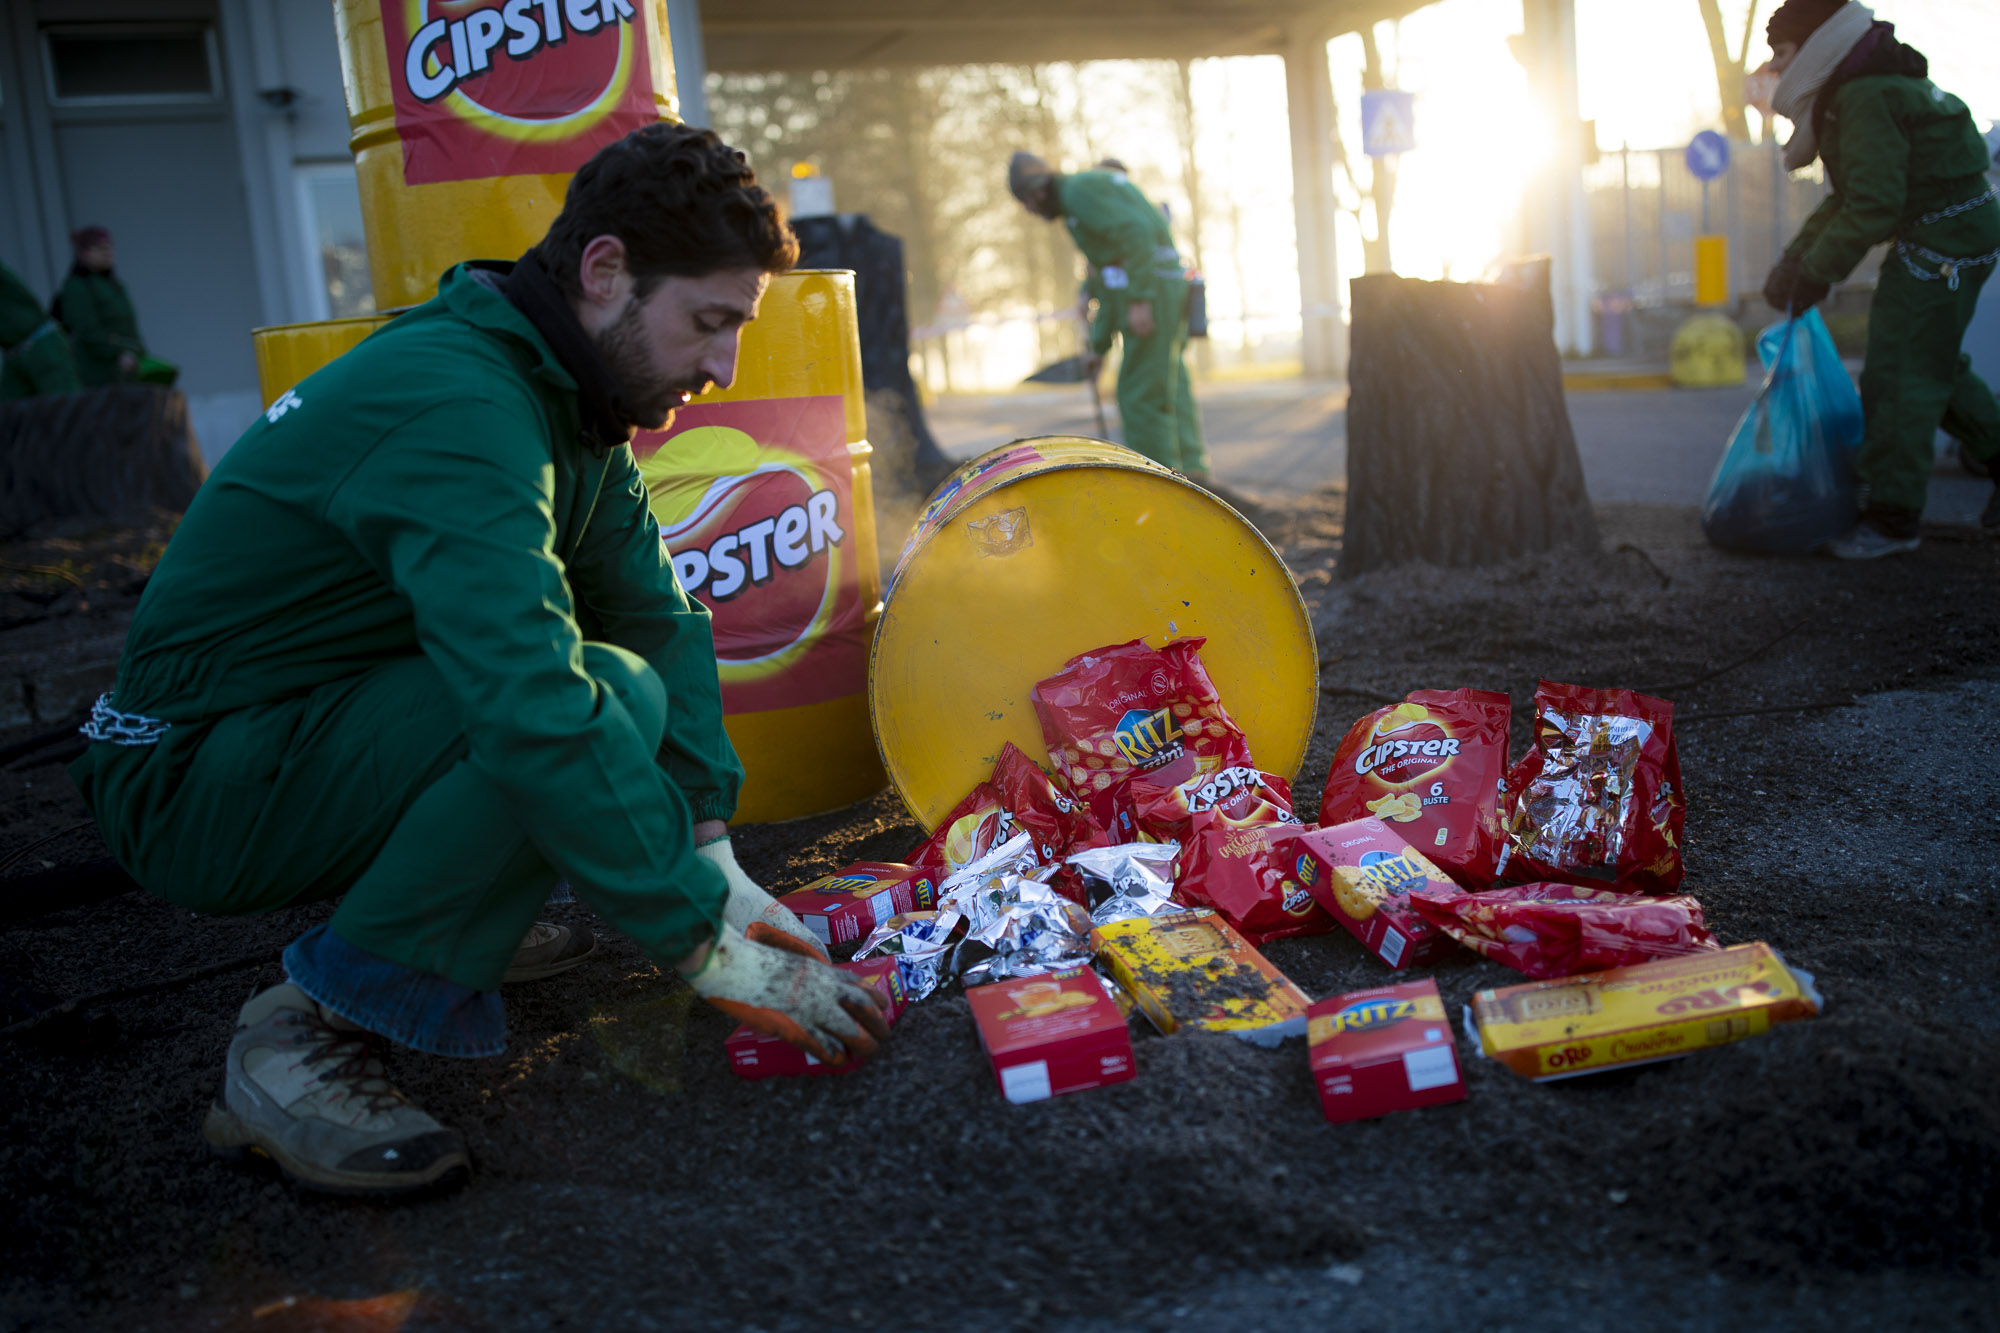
[283,924,507,1059]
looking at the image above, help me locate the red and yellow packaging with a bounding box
[1308,979,1467,1123]
[1032,638,1255,835]
[906,742,1105,893]
[1319,689,1512,886]
[1295,819,1460,970]
[1406,882,1717,980]
[1175,822,1335,946]
[1123,752,1297,847]
[1091,908,1311,1037]
[967,966,1135,1104]
[1470,942,1823,1081]
[725,957,909,1079]
[1499,682,1685,893]
[774,863,937,950]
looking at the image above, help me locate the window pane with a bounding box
[46,28,213,101]
[304,169,375,319]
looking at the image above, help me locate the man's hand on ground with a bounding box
[678,927,890,1064]
[694,836,828,961]
[1126,301,1156,338]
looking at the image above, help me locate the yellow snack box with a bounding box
[1469,941,1823,1081]
[1092,908,1312,1041]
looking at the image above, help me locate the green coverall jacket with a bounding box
[0,262,79,400]
[55,267,145,387]
[72,263,738,976]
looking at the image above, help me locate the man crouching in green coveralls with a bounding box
[68,124,891,1196]
[1008,152,1213,482]
[1759,0,2000,557]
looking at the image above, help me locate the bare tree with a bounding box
[1697,0,1764,141]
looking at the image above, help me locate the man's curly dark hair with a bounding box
[539,123,797,298]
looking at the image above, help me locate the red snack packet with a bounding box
[1032,638,1255,834]
[1123,752,1298,847]
[1499,683,1685,893]
[907,781,1012,885]
[1318,689,1511,887]
[1406,882,1718,980]
[1177,822,1335,947]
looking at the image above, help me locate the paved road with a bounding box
[925,377,1992,525]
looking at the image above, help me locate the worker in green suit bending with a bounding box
[1010,153,1212,480]
[1760,0,2000,556]
[69,125,889,1197]
[0,259,80,400]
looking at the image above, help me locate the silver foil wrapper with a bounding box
[955,877,1096,986]
[852,909,964,1002]
[1067,841,1182,927]
[1504,706,1653,876]
[937,830,1042,913]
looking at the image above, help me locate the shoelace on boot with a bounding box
[288,1013,409,1115]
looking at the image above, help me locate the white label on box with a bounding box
[867,887,897,925]
[1378,925,1407,967]
[1403,1044,1457,1092]
[804,914,832,947]
[1000,1059,1053,1104]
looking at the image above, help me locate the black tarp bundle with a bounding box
[1341,273,1599,576]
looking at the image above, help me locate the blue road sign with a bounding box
[1361,89,1417,157]
[1685,130,1731,181]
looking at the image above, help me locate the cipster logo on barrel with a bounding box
[382,0,666,185]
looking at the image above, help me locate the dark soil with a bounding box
[1,498,1997,1332]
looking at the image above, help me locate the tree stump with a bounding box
[0,385,205,534]
[1341,272,1598,576]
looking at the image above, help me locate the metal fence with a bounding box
[1583,138,1859,310]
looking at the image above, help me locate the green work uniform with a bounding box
[69,263,738,991]
[1786,68,2000,517]
[1082,268,1204,472]
[1058,171,1209,474]
[55,267,147,387]
[0,261,80,400]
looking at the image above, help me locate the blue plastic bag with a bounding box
[1700,308,1863,553]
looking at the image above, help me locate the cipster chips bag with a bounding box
[1177,822,1336,947]
[907,780,1011,885]
[1032,638,1255,837]
[1499,683,1685,893]
[1406,883,1718,981]
[908,742,1107,891]
[1123,751,1298,847]
[1319,689,1511,887]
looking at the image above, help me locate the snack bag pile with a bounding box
[1319,689,1511,887]
[1498,683,1685,893]
[908,742,1109,899]
[1405,882,1718,980]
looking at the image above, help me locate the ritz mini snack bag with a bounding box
[1032,637,1255,837]
[1319,689,1511,886]
[1499,682,1685,893]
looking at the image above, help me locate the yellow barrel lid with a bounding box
[871,437,1318,830]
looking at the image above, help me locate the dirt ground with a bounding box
[1,489,1997,1332]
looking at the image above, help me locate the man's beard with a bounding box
[594,296,709,430]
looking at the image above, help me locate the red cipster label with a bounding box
[1032,638,1255,836]
[1319,689,1510,888]
[1123,752,1298,847]
[1499,682,1685,893]
[1177,822,1335,947]
[380,0,665,187]
[1404,882,1717,980]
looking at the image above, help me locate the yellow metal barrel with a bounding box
[333,0,679,312]
[872,439,1318,831]
[251,315,391,407]
[633,270,886,824]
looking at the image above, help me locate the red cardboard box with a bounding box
[1307,978,1466,1123]
[968,966,1136,1104]
[726,957,909,1079]
[775,862,936,949]
[1295,819,1458,969]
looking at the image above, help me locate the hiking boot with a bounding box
[503,921,596,984]
[201,984,468,1195]
[1826,522,1921,560]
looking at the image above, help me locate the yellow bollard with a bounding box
[1693,235,1730,309]
[871,439,1318,831]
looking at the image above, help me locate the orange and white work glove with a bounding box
[679,925,891,1065]
[695,836,828,961]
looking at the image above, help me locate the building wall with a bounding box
[0,0,358,461]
